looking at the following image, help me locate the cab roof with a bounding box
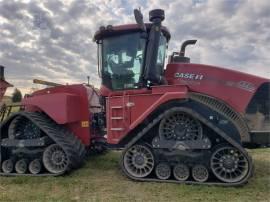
[93,23,171,41]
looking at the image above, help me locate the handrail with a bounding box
[0,104,23,122]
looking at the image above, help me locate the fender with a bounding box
[119,97,246,146]
[121,105,243,148]
[129,91,188,130]
[107,85,188,144]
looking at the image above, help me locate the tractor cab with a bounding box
[94,9,170,91]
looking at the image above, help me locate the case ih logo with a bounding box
[175,72,204,80]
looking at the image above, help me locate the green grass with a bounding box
[0,149,269,202]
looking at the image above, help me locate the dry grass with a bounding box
[0,149,269,202]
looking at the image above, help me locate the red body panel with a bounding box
[106,85,188,144]
[23,93,82,124]
[105,63,269,145]
[20,64,269,147]
[22,84,92,145]
[165,63,269,113]
[0,80,13,102]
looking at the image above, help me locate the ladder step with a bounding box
[111,128,124,131]
[111,117,124,120]
[111,106,123,109]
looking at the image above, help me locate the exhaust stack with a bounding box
[180,40,197,57]
[169,40,197,63]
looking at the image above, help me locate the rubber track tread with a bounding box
[189,93,250,142]
[121,107,253,186]
[0,112,86,176]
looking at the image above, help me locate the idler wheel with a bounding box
[2,159,14,173]
[155,163,171,180]
[210,145,249,183]
[43,144,69,174]
[15,159,28,174]
[192,165,209,182]
[29,159,42,174]
[123,144,155,178]
[173,164,190,181]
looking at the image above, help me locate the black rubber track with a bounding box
[0,112,86,176]
[120,107,253,187]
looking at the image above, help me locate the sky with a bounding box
[1,0,270,95]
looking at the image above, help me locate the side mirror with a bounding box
[134,9,146,32]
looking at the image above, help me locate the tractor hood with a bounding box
[165,63,270,113]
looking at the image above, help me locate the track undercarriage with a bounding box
[120,102,253,186]
[0,112,86,176]
[0,99,253,186]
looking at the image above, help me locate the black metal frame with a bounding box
[0,104,23,122]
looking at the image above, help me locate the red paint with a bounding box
[105,63,269,145]
[23,93,82,124]
[106,85,188,144]
[18,63,269,147]
[165,63,269,113]
[22,84,96,145]
[19,63,269,147]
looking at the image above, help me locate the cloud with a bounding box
[1,0,269,95]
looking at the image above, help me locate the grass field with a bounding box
[0,149,269,202]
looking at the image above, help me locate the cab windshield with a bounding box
[100,33,146,90]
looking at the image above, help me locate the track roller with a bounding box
[155,163,171,180]
[29,159,42,174]
[15,159,28,174]
[1,112,86,176]
[173,164,190,181]
[192,165,209,182]
[2,159,14,173]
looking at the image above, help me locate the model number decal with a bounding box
[175,72,204,80]
[236,81,256,92]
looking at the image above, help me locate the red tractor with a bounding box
[0,9,269,186]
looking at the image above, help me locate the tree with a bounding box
[11,88,22,103]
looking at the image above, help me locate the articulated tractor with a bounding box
[0,9,269,186]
